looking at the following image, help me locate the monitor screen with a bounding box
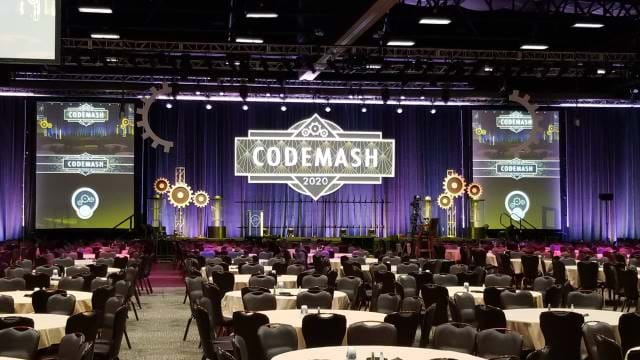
[0,0,59,64]
[35,101,135,229]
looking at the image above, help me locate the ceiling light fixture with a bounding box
[572,22,605,28]
[597,68,607,75]
[430,108,437,114]
[280,104,287,112]
[78,6,112,14]
[387,40,415,47]
[165,103,173,109]
[236,37,264,44]
[361,106,367,113]
[419,17,451,25]
[396,107,403,114]
[242,104,249,111]
[246,12,279,18]
[91,33,120,39]
[205,104,212,110]
[520,44,549,50]
[324,105,331,113]
[484,65,494,72]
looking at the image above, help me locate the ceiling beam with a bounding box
[300,0,399,80]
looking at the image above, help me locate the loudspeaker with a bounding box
[207,226,226,239]
[598,193,613,201]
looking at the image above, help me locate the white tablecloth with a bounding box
[272,345,486,360]
[221,289,350,317]
[485,253,552,274]
[0,313,67,349]
[447,286,544,308]
[0,290,93,314]
[259,309,387,348]
[564,265,606,288]
[331,258,378,273]
[73,260,95,266]
[216,274,298,291]
[505,308,621,349]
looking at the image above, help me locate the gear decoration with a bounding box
[508,90,544,157]
[466,182,483,200]
[443,173,466,198]
[168,183,193,208]
[137,83,175,153]
[437,193,453,209]
[153,177,171,194]
[192,191,210,208]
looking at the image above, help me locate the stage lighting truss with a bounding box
[137,83,175,153]
[437,193,453,209]
[466,182,483,200]
[153,177,171,194]
[168,182,193,208]
[443,173,466,198]
[192,191,210,208]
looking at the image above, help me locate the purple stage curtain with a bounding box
[564,108,640,241]
[143,102,465,237]
[0,97,27,241]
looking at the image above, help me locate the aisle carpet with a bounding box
[119,287,202,360]
[148,262,185,287]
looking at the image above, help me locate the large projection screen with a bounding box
[472,109,561,229]
[35,102,135,229]
[0,0,60,64]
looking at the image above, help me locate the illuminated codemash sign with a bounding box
[64,104,109,126]
[496,111,532,133]
[235,114,395,200]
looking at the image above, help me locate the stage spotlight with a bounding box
[205,104,212,110]
[430,108,437,114]
[361,106,367,113]
[165,103,173,109]
[324,105,331,113]
[280,104,287,112]
[396,107,403,114]
[242,104,249,111]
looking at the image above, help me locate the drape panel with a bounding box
[564,108,640,240]
[0,97,26,240]
[2,95,640,241]
[143,102,464,237]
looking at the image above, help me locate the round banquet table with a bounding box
[73,259,96,266]
[564,265,606,288]
[447,286,544,308]
[509,258,552,274]
[271,345,486,360]
[259,309,387,348]
[0,290,93,314]
[330,257,378,273]
[50,277,108,290]
[106,267,121,275]
[0,313,68,349]
[221,289,350,317]
[505,308,621,349]
[221,274,298,291]
[0,357,24,360]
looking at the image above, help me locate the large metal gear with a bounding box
[437,193,453,209]
[443,173,466,198]
[508,90,544,157]
[153,177,171,194]
[136,83,175,153]
[168,183,193,208]
[467,182,483,200]
[192,190,210,208]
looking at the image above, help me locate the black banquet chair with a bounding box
[431,322,477,354]
[383,311,419,347]
[476,328,523,359]
[0,327,40,360]
[347,321,397,346]
[301,313,346,348]
[540,310,585,360]
[232,311,269,360]
[619,311,640,355]
[257,323,298,360]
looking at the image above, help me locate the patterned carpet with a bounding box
[119,287,203,360]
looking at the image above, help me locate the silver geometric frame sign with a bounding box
[235,114,395,200]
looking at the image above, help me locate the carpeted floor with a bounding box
[119,261,203,360]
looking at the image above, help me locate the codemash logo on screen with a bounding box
[235,114,395,200]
